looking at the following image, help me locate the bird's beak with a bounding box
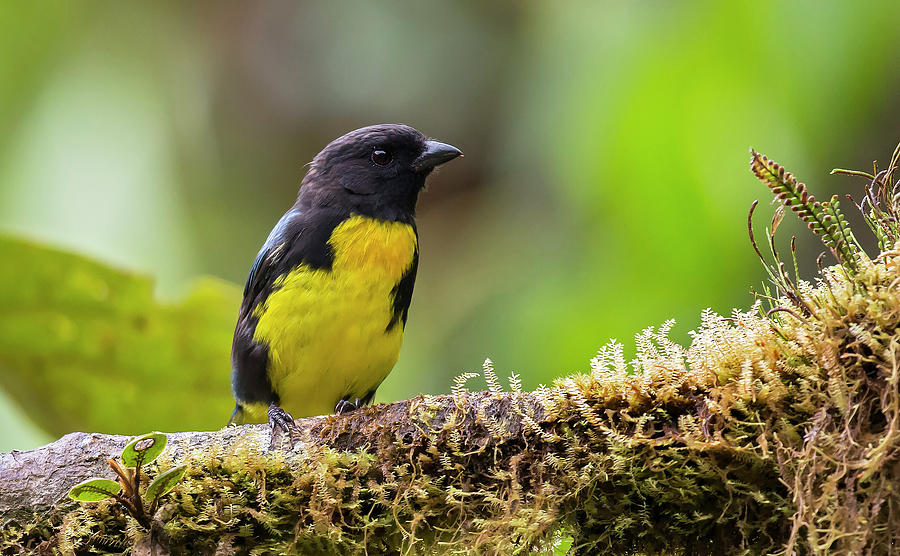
[412,140,463,172]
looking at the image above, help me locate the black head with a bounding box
[296,124,462,222]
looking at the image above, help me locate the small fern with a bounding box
[750,149,861,272]
[483,358,502,394]
[507,372,522,394]
[451,372,479,397]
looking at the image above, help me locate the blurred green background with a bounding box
[2,1,899,451]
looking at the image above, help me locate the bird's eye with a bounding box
[372,149,392,166]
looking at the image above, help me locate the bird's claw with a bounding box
[335,397,362,415]
[268,403,299,450]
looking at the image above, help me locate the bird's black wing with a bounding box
[388,243,418,331]
[242,210,300,308]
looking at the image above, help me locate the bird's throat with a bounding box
[327,215,418,280]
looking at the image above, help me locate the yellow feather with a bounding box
[247,215,417,420]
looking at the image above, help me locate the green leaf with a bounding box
[68,478,121,502]
[0,236,239,437]
[121,432,167,468]
[146,465,187,501]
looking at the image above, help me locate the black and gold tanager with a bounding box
[229,124,462,437]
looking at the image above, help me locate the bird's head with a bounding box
[297,124,462,221]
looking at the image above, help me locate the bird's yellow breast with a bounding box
[248,215,417,419]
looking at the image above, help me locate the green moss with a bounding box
[2,258,892,554]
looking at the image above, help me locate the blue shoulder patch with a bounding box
[244,210,298,298]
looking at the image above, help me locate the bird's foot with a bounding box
[334,397,362,415]
[267,403,300,450]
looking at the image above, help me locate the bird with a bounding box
[228,124,462,441]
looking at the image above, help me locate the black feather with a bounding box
[388,246,418,331]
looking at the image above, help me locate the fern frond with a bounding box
[750,149,859,272]
[452,372,479,397]
[483,359,502,394]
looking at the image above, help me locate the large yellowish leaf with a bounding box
[0,236,240,436]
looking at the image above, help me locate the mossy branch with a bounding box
[5,242,900,555]
[4,147,900,554]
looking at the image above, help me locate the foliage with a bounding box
[121,432,167,468]
[145,465,188,502]
[0,237,239,436]
[67,478,121,502]
[67,431,186,533]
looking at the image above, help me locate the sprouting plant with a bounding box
[67,432,187,529]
